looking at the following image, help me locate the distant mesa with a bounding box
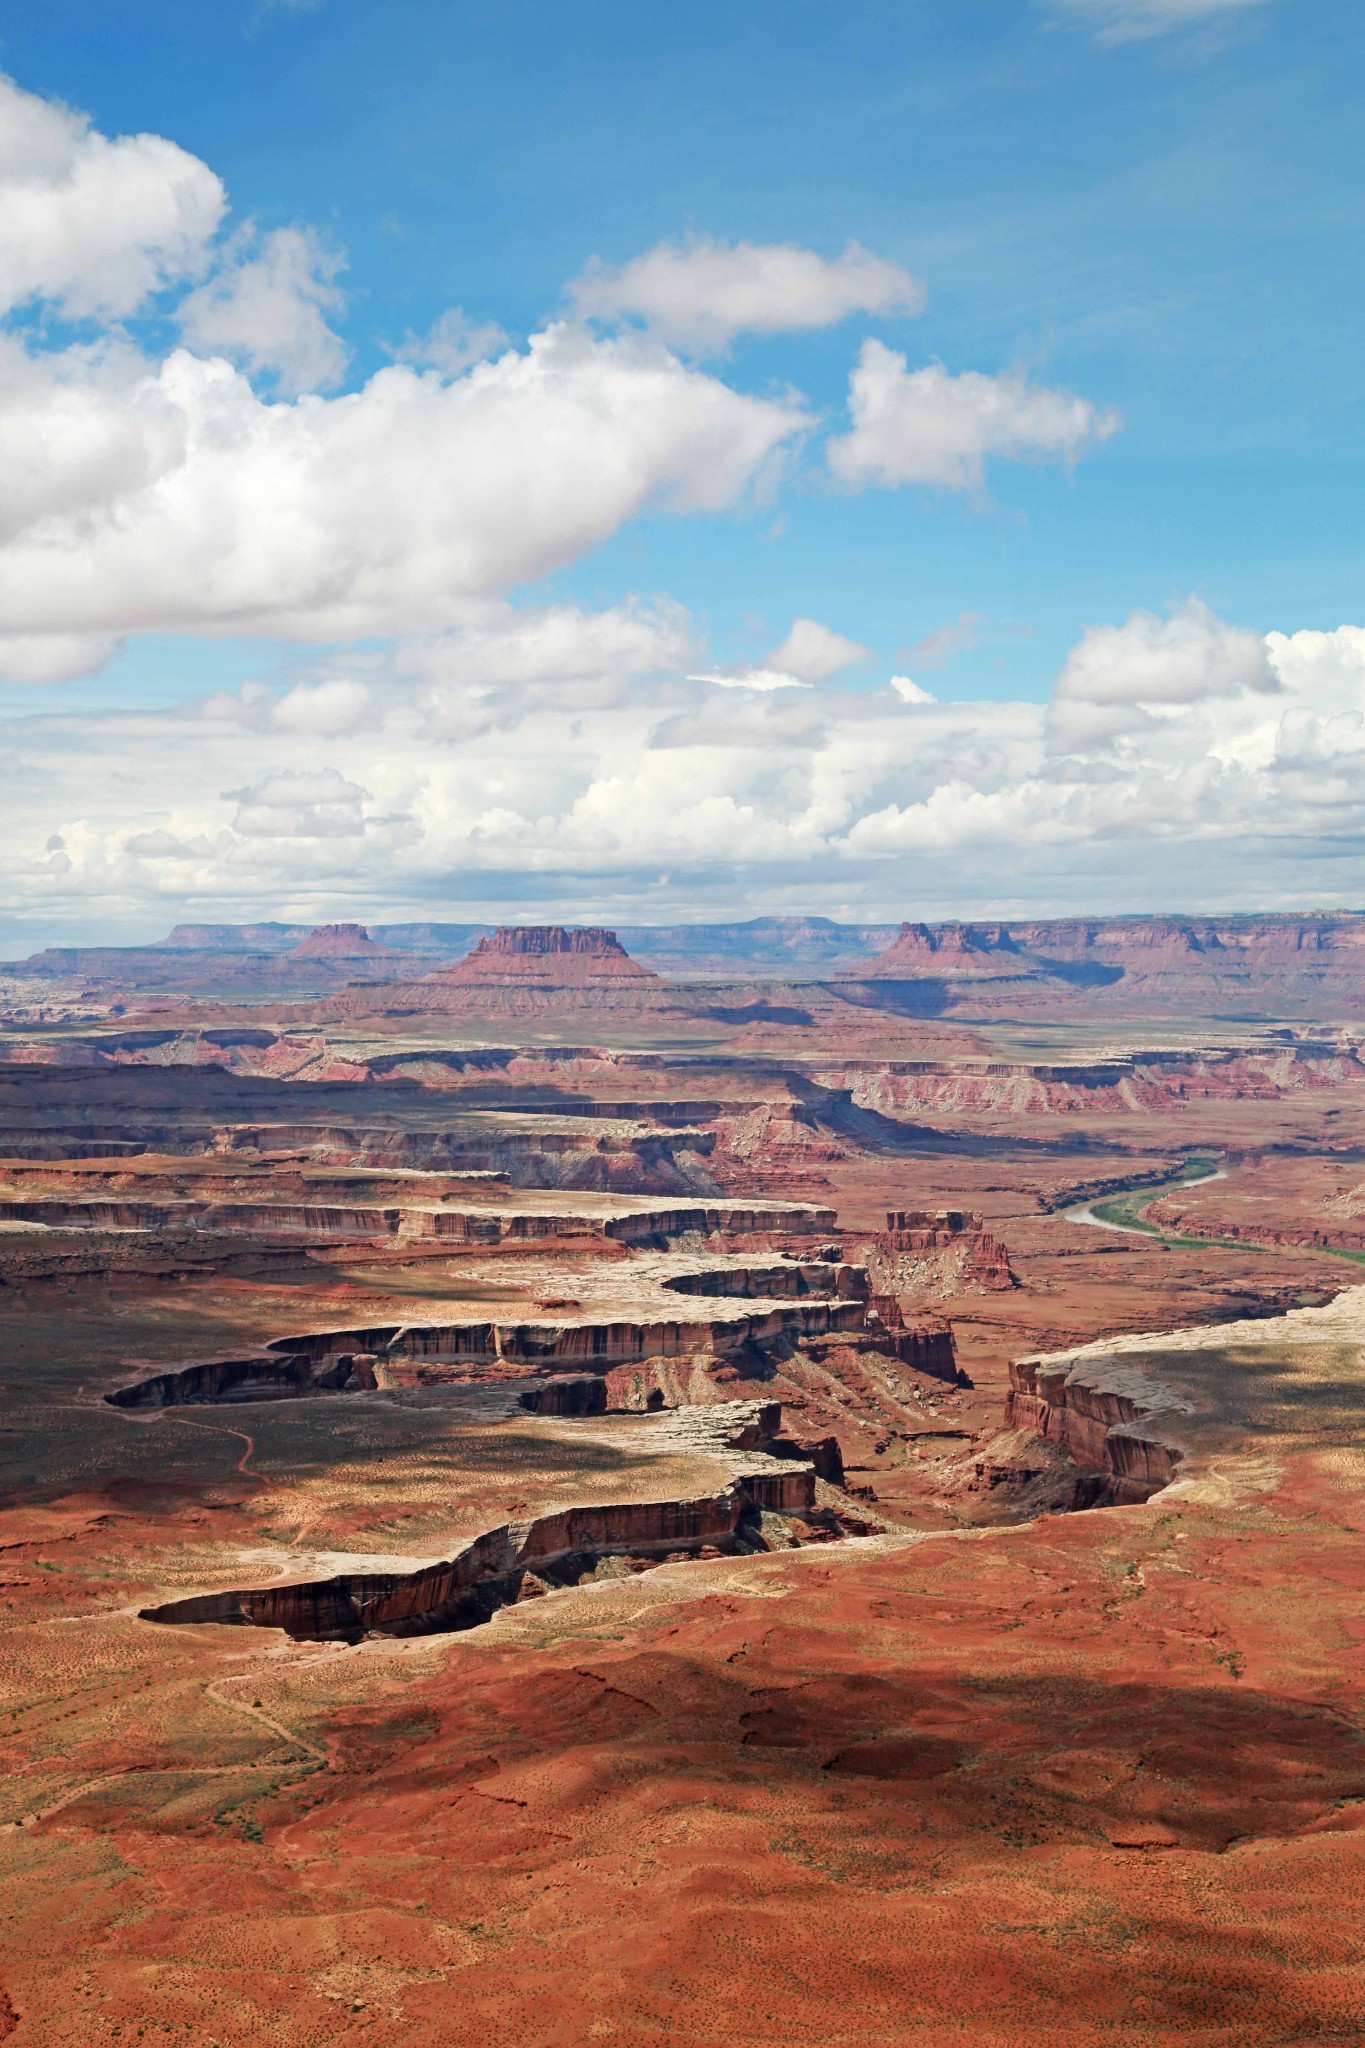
[158,923,309,953]
[287,924,395,960]
[439,926,662,987]
[857,921,1034,982]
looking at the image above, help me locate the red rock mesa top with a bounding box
[439,925,661,985]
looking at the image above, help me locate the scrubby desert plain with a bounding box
[1,915,1364,2046]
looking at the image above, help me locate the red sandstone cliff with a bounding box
[435,926,662,987]
[286,924,396,960]
[1003,1349,1188,1505]
[845,913,1365,1016]
[858,922,1041,982]
[855,1209,1016,1299]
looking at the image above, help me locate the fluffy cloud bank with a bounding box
[5,601,1365,933]
[569,237,924,352]
[176,225,349,394]
[1047,596,1277,751]
[0,331,805,654]
[828,341,1119,491]
[0,74,1123,688]
[0,75,223,318]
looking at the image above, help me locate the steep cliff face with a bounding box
[856,1211,1016,1299]
[106,1288,871,1408]
[286,924,395,960]
[141,1461,823,1642]
[847,912,1365,1013]
[858,922,1040,983]
[437,926,661,986]
[1005,1352,1189,1504]
[860,1295,965,1384]
[106,1351,382,1408]
[518,1376,608,1416]
[661,1259,861,1300]
[0,1187,813,1241]
[328,1298,866,1369]
[836,1044,1365,1119]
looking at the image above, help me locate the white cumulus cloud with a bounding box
[6,612,1365,931]
[570,237,924,352]
[828,339,1120,492]
[395,307,509,377]
[0,73,224,319]
[0,326,807,650]
[177,225,348,395]
[407,597,698,691]
[688,616,866,695]
[227,766,370,839]
[1048,596,1278,752]
[270,677,375,736]
[766,617,868,683]
[0,630,123,685]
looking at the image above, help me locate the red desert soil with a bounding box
[0,943,1363,2044]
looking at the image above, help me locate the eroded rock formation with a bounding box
[286,924,397,960]
[858,1210,1016,1298]
[437,925,662,986]
[1004,1351,1188,1504]
[141,1400,832,1643]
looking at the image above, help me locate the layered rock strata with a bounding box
[1004,1352,1190,1504]
[141,1400,829,1643]
[106,1293,869,1407]
[861,1209,1015,1296]
[435,925,662,987]
[271,1299,867,1370]
[0,1192,834,1246]
[861,1295,965,1384]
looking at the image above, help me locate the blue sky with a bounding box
[0,0,1362,941]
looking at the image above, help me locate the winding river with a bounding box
[1064,1164,1227,1239]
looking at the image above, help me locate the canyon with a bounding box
[0,918,1362,2044]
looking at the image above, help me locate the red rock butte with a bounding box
[858,920,1033,980]
[286,922,393,959]
[439,925,662,986]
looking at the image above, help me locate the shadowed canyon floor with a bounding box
[0,929,1363,2043]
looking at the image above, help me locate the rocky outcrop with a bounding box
[766,1431,845,1485]
[602,1201,837,1245]
[857,922,1041,983]
[838,914,1365,1017]
[437,926,661,986]
[313,1298,866,1369]
[1004,1352,1189,1505]
[834,1045,1365,1121]
[21,911,1365,1017]
[857,1210,1016,1298]
[106,1351,382,1408]
[141,1467,822,1643]
[661,1260,862,1300]
[518,1376,608,1416]
[861,1297,965,1384]
[105,1289,870,1407]
[1,1191,831,1245]
[604,1357,751,1411]
[0,1128,731,1206]
[286,924,396,960]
